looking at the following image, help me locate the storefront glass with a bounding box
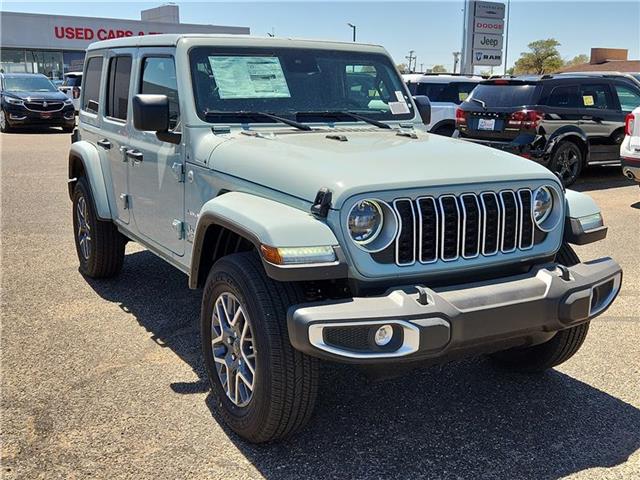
[25,50,64,80]
[1,49,85,79]
[0,48,28,74]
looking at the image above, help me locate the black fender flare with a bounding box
[544,127,589,159]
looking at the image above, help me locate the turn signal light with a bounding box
[507,110,543,129]
[260,245,336,265]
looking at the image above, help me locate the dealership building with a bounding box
[0,5,250,79]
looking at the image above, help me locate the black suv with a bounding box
[0,73,76,133]
[455,75,640,185]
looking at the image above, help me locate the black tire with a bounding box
[490,243,589,372]
[549,141,583,187]
[201,252,319,443]
[72,177,125,278]
[432,124,456,137]
[62,125,75,133]
[0,109,12,133]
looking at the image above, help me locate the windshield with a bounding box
[3,76,58,93]
[468,83,538,107]
[189,47,414,123]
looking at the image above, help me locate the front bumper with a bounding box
[288,258,621,364]
[4,104,75,127]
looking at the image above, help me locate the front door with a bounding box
[577,81,622,163]
[127,50,184,255]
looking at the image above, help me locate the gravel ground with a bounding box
[1,129,639,479]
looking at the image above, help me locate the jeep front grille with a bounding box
[392,189,535,266]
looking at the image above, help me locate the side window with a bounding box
[579,83,614,110]
[140,57,180,129]
[614,84,640,112]
[82,56,103,113]
[545,85,580,108]
[456,82,477,104]
[106,56,132,121]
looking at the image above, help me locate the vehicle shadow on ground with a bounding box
[572,166,635,192]
[87,250,640,480]
[1,126,71,135]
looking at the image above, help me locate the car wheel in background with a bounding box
[432,124,456,137]
[549,141,583,187]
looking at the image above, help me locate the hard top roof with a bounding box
[87,33,387,53]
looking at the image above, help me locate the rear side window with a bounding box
[468,83,537,107]
[411,82,477,104]
[64,76,82,87]
[579,83,614,110]
[614,84,640,112]
[82,57,103,113]
[106,56,132,120]
[545,85,581,108]
[140,57,180,129]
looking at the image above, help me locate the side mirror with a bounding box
[413,95,431,125]
[132,94,170,131]
[132,94,181,144]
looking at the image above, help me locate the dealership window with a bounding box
[25,50,64,80]
[140,57,180,129]
[106,56,132,121]
[83,56,103,113]
[63,51,86,74]
[0,49,27,74]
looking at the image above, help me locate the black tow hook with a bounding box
[416,286,431,305]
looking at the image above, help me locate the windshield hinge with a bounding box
[171,162,185,182]
[212,125,231,135]
[311,188,332,218]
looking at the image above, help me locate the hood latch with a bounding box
[311,188,332,218]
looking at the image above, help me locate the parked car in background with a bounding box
[455,74,640,186]
[557,71,640,88]
[59,71,83,112]
[404,73,482,136]
[0,73,75,133]
[621,106,640,185]
[68,34,621,443]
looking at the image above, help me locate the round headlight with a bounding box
[533,186,553,225]
[348,200,383,245]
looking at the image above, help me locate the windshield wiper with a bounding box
[204,110,311,131]
[470,98,487,109]
[296,111,392,129]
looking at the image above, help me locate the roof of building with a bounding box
[558,60,640,73]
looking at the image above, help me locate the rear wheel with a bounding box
[72,177,125,278]
[549,141,583,187]
[201,252,319,443]
[432,124,455,137]
[489,243,589,372]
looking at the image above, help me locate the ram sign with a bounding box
[462,0,506,68]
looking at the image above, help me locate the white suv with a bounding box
[621,106,640,185]
[404,73,482,136]
[59,72,82,112]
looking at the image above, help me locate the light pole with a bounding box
[453,51,461,73]
[503,0,511,75]
[347,23,356,42]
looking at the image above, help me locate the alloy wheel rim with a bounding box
[211,292,256,407]
[76,196,92,260]
[556,149,579,184]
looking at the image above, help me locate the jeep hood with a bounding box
[210,129,559,208]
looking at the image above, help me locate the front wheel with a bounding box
[201,252,319,443]
[0,109,12,133]
[489,243,589,372]
[549,141,583,187]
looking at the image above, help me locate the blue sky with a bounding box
[2,1,639,73]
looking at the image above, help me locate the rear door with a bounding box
[576,81,621,162]
[127,49,184,255]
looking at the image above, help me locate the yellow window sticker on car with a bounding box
[459,92,469,102]
[583,95,594,106]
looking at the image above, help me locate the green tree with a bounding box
[513,39,564,74]
[564,54,589,67]
[431,64,447,73]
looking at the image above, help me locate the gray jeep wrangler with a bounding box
[68,34,622,443]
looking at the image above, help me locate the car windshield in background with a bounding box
[468,83,538,107]
[407,82,477,104]
[189,47,414,123]
[3,76,58,93]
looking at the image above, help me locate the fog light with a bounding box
[374,324,394,346]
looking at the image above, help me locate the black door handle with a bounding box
[97,138,111,149]
[126,149,143,162]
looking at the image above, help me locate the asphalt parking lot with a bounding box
[2,128,639,479]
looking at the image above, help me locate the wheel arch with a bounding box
[68,141,112,220]
[429,119,456,135]
[546,127,589,162]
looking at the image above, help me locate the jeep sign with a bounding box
[473,33,503,50]
[473,50,503,66]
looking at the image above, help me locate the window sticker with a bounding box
[208,56,291,99]
[582,95,594,106]
[389,101,410,114]
[459,92,469,102]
